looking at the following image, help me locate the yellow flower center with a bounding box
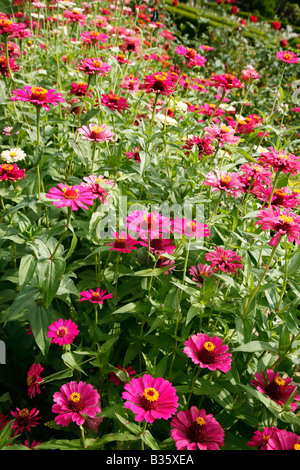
[56,326,68,337]
[221,125,231,133]
[31,86,48,98]
[62,186,79,199]
[0,19,12,28]
[274,376,285,387]
[284,53,292,60]
[93,59,103,68]
[18,408,30,418]
[195,416,206,426]
[155,73,167,81]
[9,151,16,157]
[91,125,103,134]
[279,215,293,224]
[27,376,34,386]
[293,443,300,450]
[274,188,287,196]
[220,175,232,184]
[90,30,100,37]
[143,387,159,402]
[278,153,289,160]
[203,341,216,352]
[69,392,81,403]
[2,164,14,171]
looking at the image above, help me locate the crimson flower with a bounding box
[211,73,244,91]
[0,18,26,36]
[0,163,25,181]
[182,135,214,159]
[205,246,243,275]
[105,231,141,253]
[10,408,41,436]
[250,369,300,411]
[101,91,129,113]
[0,55,19,76]
[27,363,44,399]
[69,81,92,98]
[139,72,175,96]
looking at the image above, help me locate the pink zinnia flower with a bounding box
[0,40,20,58]
[172,217,210,239]
[198,102,225,117]
[0,18,26,37]
[10,85,65,111]
[203,170,245,198]
[256,206,300,246]
[69,81,92,98]
[139,236,176,256]
[120,75,140,93]
[205,246,243,275]
[81,175,114,205]
[241,64,261,81]
[170,406,225,450]
[251,369,300,411]
[109,364,136,386]
[0,55,19,76]
[76,57,111,76]
[126,210,171,240]
[276,50,299,64]
[175,45,206,68]
[189,263,213,286]
[183,333,232,373]
[46,183,96,211]
[119,36,142,55]
[258,147,300,175]
[125,146,141,162]
[211,73,244,91]
[63,8,86,26]
[122,374,179,423]
[101,91,129,113]
[106,231,141,253]
[81,30,108,45]
[247,426,279,450]
[203,123,240,147]
[79,288,113,304]
[267,429,300,450]
[156,256,176,274]
[47,319,79,346]
[27,363,44,399]
[139,72,175,96]
[0,163,25,182]
[10,408,41,436]
[239,162,273,189]
[78,123,115,142]
[52,381,101,427]
[252,185,300,209]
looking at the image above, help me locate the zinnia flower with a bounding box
[105,231,141,253]
[10,408,41,436]
[0,163,25,181]
[69,81,92,98]
[122,374,179,423]
[203,123,240,147]
[276,50,299,64]
[10,85,65,111]
[183,333,232,373]
[182,135,214,159]
[79,288,113,304]
[76,57,111,76]
[189,263,213,286]
[46,183,96,211]
[170,406,225,450]
[267,429,300,450]
[203,170,245,198]
[258,147,300,175]
[81,175,114,204]
[205,246,243,275]
[1,148,26,163]
[211,73,244,91]
[139,72,176,96]
[126,210,171,240]
[175,45,206,68]
[47,319,79,346]
[101,91,129,113]
[251,369,300,411]
[0,18,26,37]
[247,426,279,450]
[81,30,108,45]
[0,55,19,76]
[172,217,210,239]
[27,363,44,399]
[256,206,300,246]
[52,381,101,427]
[78,123,115,142]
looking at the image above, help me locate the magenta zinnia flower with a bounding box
[175,45,206,68]
[203,123,240,147]
[0,18,26,37]
[27,363,44,399]
[81,175,114,205]
[170,406,225,450]
[10,408,41,436]
[247,426,279,450]
[52,381,101,427]
[0,163,25,182]
[182,135,214,159]
[46,183,96,211]
[267,429,300,450]
[101,91,129,113]
[76,57,111,76]
[139,72,175,96]
[189,263,213,286]
[81,30,108,45]
[47,319,79,346]
[11,85,65,111]
[276,50,299,64]
[78,123,115,142]
[250,369,300,411]
[122,374,179,423]
[126,210,171,240]
[205,246,243,275]
[0,55,19,76]
[203,170,245,198]
[258,147,300,175]
[79,288,113,304]
[256,206,300,246]
[109,364,136,386]
[172,217,210,239]
[211,73,244,91]
[105,231,141,253]
[183,333,232,373]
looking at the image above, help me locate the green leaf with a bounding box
[37,257,66,307]
[233,341,277,353]
[18,254,37,290]
[140,430,161,450]
[61,352,87,375]
[28,303,53,355]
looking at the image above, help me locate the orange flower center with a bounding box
[2,164,14,171]
[93,59,103,68]
[203,341,216,352]
[195,416,206,426]
[220,175,232,184]
[62,187,79,199]
[18,408,30,418]
[143,387,159,402]
[31,86,48,99]
[284,53,292,60]
[56,326,68,337]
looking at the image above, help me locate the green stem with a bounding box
[268,170,281,208]
[50,207,72,261]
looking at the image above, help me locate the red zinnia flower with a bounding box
[139,72,175,96]
[79,288,113,304]
[69,81,92,98]
[27,363,44,399]
[211,73,244,91]
[47,319,79,346]
[182,135,214,159]
[122,374,179,423]
[101,91,129,113]
[205,246,243,274]
[52,381,101,427]
[10,408,41,436]
[250,369,300,411]
[272,21,281,30]
[171,407,225,450]
[183,333,232,373]
[10,85,65,111]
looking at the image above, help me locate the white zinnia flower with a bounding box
[153,113,177,128]
[1,148,26,163]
